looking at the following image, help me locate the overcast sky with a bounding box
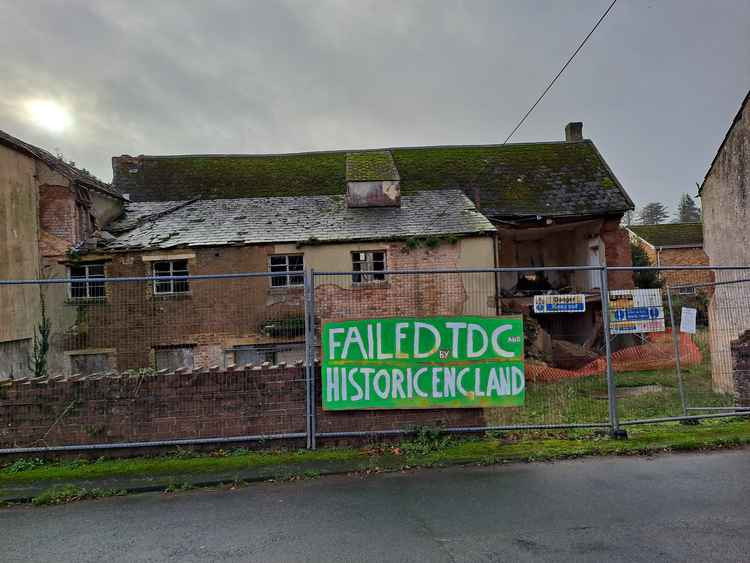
[1,0,748,215]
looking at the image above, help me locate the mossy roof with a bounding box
[628,223,704,248]
[346,151,400,181]
[116,140,633,218]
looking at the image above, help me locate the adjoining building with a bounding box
[0,129,124,377]
[699,90,750,395]
[627,223,712,292]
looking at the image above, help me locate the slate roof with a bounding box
[0,129,122,199]
[113,140,633,218]
[346,151,400,181]
[628,223,704,248]
[105,189,495,251]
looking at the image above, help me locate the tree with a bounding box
[630,243,662,289]
[621,209,634,226]
[638,202,669,225]
[674,193,700,223]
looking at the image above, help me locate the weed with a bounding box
[400,427,452,457]
[4,458,46,474]
[164,481,194,493]
[32,485,125,506]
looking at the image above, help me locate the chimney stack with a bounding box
[565,122,583,142]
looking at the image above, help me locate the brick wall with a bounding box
[0,366,485,448]
[67,245,304,371]
[656,247,713,289]
[316,241,472,321]
[601,219,634,289]
[68,242,488,374]
[38,184,78,243]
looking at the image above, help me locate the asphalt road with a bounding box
[2,450,750,562]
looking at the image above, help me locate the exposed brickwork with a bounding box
[38,184,79,243]
[67,245,304,371]
[601,219,634,289]
[68,242,485,373]
[0,366,484,448]
[316,241,470,321]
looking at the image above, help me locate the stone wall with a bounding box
[700,93,750,393]
[0,365,485,449]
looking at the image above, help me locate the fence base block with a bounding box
[610,429,629,439]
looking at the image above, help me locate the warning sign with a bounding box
[609,289,665,334]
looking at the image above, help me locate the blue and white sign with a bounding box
[533,294,586,314]
[609,289,665,334]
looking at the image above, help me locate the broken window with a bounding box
[70,353,111,375]
[152,260,190,295]
[269,254,304,287]
[154,346,194,371]
[352,251,386,283]
[228,343,305,367]
[69,262,106,299]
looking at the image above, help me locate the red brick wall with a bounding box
[67,246,305,370]
[601,219,634,289]
[657,248,713,288]
[0,366,485,448]
[69,242,488,373]
[39,184,78,242]
[316,241,470,321]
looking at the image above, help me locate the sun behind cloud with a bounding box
[25,99,72,134]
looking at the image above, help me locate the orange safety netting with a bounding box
[527,329,702,383]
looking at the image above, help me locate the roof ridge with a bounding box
[0,128,122,199]
[123,140,586,161]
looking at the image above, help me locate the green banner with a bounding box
[322,316,524,410]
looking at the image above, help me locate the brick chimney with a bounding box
[565,122,583,142]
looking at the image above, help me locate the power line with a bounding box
[503,0,618,144]
[421,0,619,235]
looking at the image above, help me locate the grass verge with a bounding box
[2,418,749,508]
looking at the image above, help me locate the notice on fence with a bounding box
[321,316,525,410]
[680,307,697,334]
[533,294,586,313]
[608,288,665,334]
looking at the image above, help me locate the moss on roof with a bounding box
[346,150,400,181]
[116,141,632,217]
[628,223,704,247]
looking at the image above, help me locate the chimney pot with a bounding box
[565,122,583,142]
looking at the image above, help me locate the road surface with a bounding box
[3,449,749,562]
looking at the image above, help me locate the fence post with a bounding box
[599,265,625,438]
[303,268,317,450]
[665,286,689,416]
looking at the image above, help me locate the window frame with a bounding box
[152,260,190,295]
[68,261,106,300]
[268,254,304,288]
[351,250,387,283]
[226,342,306,368]
[153,345,195,371]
